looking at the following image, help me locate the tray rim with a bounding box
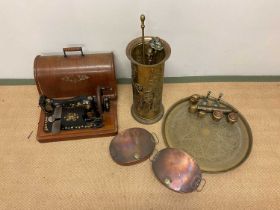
[162,95,253,173]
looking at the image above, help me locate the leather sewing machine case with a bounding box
[34,47,118,142]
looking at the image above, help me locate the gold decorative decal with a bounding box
[61,75,90,83]
[64,113,79,122]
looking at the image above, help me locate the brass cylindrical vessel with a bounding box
[126,36,171,124]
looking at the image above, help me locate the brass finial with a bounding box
[140,14,145,28]
[140,14,146,63]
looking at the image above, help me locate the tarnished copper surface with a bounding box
[152,148,202,193]
[109,128,156,165]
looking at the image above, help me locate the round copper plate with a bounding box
[109,128,156,165]
[152,148,202,193]
[162,96,253,173]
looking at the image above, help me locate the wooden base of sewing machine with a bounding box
[36,101,118,142]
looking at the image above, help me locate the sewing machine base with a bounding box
[37,101,117,142]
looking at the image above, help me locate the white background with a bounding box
[0,0,280,79]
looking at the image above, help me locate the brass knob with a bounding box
[188,104,198,113]
[140,14,145,29]
[190,94,200,104]
[212,110,224,121]
[227,112,238,123]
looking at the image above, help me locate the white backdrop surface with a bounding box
[0,0,280,78]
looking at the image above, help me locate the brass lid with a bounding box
[109,128,156,165]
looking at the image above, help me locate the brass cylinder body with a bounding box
[126,36,171,124]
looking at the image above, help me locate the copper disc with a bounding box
[152,148,202,193]
[109,128,156,165]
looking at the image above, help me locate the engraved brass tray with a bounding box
[162,96,252,173]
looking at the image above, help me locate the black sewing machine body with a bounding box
[39,87,110,134]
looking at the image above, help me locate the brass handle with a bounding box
[151,132,160,144]
[149,148,159,162]
[63,47,84,57]
[196,178,206,192]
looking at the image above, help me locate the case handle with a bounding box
[63,47,84,57]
